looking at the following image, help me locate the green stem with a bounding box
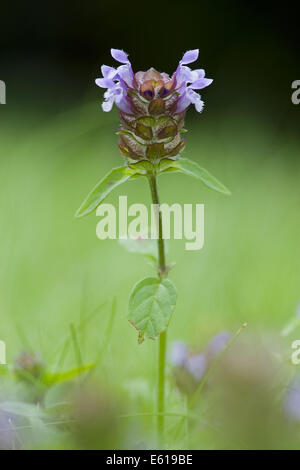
[157,329,167,446]
[148,173,167,448]
[148,174,166,276]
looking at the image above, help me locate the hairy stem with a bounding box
[148,173,167,447]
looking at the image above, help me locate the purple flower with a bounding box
[169,341,207,395]
[284,381,300,421]
[169,340,207,380]
[96,48,212,115]
[95,49,134,113]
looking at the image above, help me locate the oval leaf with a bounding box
[75,166,135,218]
[128,277,177,343]
[167,158,231,195]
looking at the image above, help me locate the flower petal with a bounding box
[101,65,117,79]
[102,99,114,112]
[115,95,132,114]
[175,65,193,87]
[176,91,192,113]
[116,64,134,87]
[180,49,199,65]
[111,48,129,64]
[194,99,204,112]
[189,78,213,89]
[95,78,116,88]
[190,69,205,81]
[183,88,205,112]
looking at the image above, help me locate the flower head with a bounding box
[96,49,213,163]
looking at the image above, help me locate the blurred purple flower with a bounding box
[207,331,232,357]
[169,341,188,367]
[185,354,207,381]
[284,381,300,421]
[0,411,19,450]
[169,329,231,389]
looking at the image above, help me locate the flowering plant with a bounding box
[76,48,230,446]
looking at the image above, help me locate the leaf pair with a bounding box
[75,157,230,218]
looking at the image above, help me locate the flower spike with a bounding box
[95,48,213,160]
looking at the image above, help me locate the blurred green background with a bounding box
[0,0,300,449]
[0,102,299,372]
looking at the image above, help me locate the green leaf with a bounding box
[128,277,177,343]
[166,158,231,195]
[75,166,135,218]
[42,363,95,386]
